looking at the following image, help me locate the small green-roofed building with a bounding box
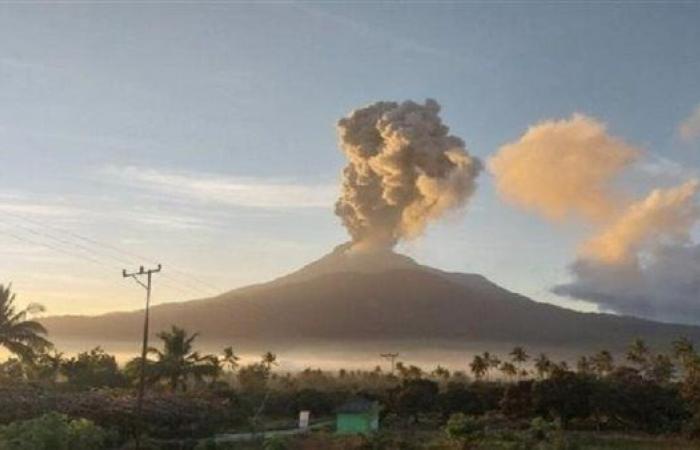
[335,398,380,435]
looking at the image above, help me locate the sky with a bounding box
[0,3,699,317]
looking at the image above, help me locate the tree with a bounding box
[591,350,614,377]
[626,338,650,373]
[237,362,270,393]
[673,337,697,371]
[28,348,64,383]
[501,380,534,418]
[470,355,487,381]
[439,382,483,417]
[261,352,277,371]
[648,354,674,385]
[432,365,451,380]
[510,347,529,378]
[576,356,593,375]
[533,370,592,427]
[534,353,553,379]
[0,284,51,361]
[222,347,240,372]
[146,326,217,392]
[61,347,126,389]
[393,378,439,423]
[483,352,501,380]
[500,362,517,381]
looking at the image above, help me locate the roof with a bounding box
[336,398,378,414]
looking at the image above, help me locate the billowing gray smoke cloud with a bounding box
[335,99,482,249]
[554,244,700,325]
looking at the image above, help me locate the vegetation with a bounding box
[5,286,700,448]
[0,284,50,361]
[0,412,114,450]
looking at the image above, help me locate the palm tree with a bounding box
[432,365,450,380]
[534,353,552,379]
[0,284,51,361]
[510,346,529,379]
[470,355,487,380]
[148,326,216,392]
[482,352,501,380]
[261,351,277,371]
[222,346,240,372]
[500,362,517,381]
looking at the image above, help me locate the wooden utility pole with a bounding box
[123,264,161,449]
[380,352,399,375]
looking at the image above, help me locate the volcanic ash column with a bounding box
[334,99,482,251]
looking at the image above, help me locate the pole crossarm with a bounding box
[122,263,161,450]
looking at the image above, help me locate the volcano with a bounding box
[41,244,700,351]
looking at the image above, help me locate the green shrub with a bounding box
[444,413,483,442]
[0,412,112,450]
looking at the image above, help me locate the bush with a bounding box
[0,412,113,450]
[444,413,483,443]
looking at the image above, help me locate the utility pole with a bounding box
[380,352,399,375]
[123,264,161,449]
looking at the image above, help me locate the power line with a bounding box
[0,211,221,297]
[0,220,206,299]
[5,209,222,293]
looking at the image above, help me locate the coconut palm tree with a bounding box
[470,355,487,380]
[510,346,529,379]
[500,362,517,381]
[222,346,240,372]
[432,365,451,380]
[261,351,277,371]
[534,353,553,379]
[0,284,51,361]
[148,326,217,392]
[483,352,501,380]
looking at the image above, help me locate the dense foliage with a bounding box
[3,299,700,449]
[0,412,113,450]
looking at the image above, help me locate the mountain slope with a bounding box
[41,245,700,348]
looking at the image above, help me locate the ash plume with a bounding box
[489,114,639,222]
[335,99,482,250]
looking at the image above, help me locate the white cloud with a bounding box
[0,192,83,217]
[635,153,698,179]
[100,165,337,209]
[679,104,700,143]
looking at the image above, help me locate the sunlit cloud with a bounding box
[100,165,337,209]
[679,103,700,143]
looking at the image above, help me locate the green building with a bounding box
[335,398,380,435]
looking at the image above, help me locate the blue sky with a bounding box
[0,3,699,315]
